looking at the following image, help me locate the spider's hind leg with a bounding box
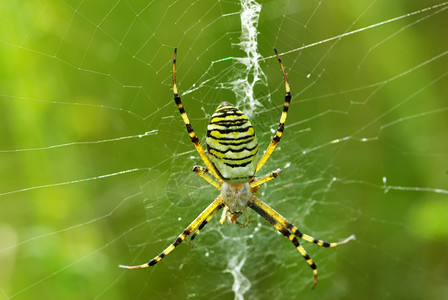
[255,49,291,173]
[172,48,223,184]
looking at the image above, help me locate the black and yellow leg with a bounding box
[193,166,221,190]
[250,168,282,190]
[251,197,355,247]
[119,196,224,270]
[248,198,318,288]
[256,48,291,173]
[173,48,223,183]
[189,203,224,248]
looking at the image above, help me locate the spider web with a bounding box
[1,0,448,299]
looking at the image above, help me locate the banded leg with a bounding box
[251,197,355,247]
[119,196,223,270]
[173,48,223,183]
[248,197,318,288]
[256,48,291,173]
[250,168,282,190]
[189,203,224,248]
[193,165,221,190]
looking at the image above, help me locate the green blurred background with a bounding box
[0,0,447,299]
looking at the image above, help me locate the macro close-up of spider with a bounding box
[3,1,447,298]
[119,48,355,288]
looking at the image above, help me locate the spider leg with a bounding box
[173,48,223,183]
[248,197,318,288]
[189,203,224,248]
[192,165,221,190]
[251,197,355,247]
[119,196,224,270]
[250,168,282,191]
[256,48,291,173]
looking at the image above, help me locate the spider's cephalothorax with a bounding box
[120,48,355,289]
[206,102,258,184]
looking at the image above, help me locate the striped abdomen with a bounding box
[206,102,258,184]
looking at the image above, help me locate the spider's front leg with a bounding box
[119,196,224,269]
[189,202,223,248]
[248,196,355,288]
[248,197,319,288]
[251,197,355,248]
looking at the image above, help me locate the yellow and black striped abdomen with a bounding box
[206,102,258,184]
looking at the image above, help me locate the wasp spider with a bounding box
[120,48,355,288]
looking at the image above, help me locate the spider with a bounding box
[119,48,355,288]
